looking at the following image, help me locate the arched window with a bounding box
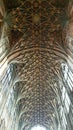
[61,63,73,91]
[31,125,46,130]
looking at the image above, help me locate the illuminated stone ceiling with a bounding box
[1,0,71,130]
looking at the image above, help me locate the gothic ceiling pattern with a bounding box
[0,0,71,130]
[4,0,68,45]
[10,0,62,41]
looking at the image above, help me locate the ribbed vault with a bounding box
[0,0,72,130]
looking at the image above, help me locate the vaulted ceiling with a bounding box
[0,0,72,130]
